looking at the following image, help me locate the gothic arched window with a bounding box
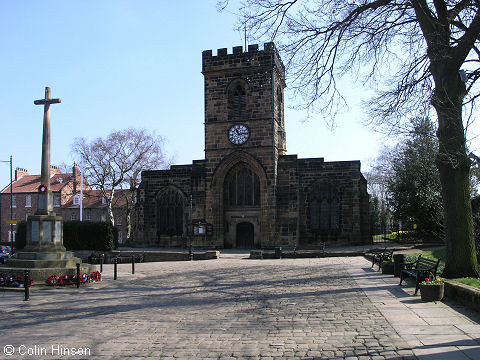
[225,167,260,207]
[309,183,340,231]
[157,189,184,236]
[228,81,247,120]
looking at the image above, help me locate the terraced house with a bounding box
[0,165,129,245]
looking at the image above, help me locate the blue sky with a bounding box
[0,0,387,189]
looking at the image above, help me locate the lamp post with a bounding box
[0,155,13,253]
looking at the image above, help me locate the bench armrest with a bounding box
[400,261,416,270]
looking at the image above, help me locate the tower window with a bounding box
[228,81,247,120]
[276,86,283,121]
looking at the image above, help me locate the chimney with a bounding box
[15,168,28,181]
[50,165,61,176]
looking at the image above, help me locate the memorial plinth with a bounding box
[3,87,96,282]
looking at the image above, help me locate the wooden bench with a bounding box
[399,255,441,294]
[370,248,394,270]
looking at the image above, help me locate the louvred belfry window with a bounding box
[228,82,247,120]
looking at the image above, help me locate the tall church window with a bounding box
[330,198,340,229]
[225,167,260,207]
[157,189,184,236]
[320,199,330,230]
[310,183,340,231]
[276,86,283,121]
[228,81,247,120]
[311,199,320,230]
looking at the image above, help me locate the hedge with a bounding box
[63,221,118,251]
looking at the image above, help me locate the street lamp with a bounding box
[0,155,13,253]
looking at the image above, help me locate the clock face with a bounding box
[228,124,250,145]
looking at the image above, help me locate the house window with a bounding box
[12,195,16,208]
[54,194,61,207]
[225,167,260,207]
[118,231,123,243]
[156,189,184,236]
[71,213,77,221]
[102,197,107,205]
[116,217,122,226]
[228,81,247,120]
[8,230,16,243]
[85,212,92,221]
[25,195,32,207]
[73,195,80,206]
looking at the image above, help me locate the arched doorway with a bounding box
[236,222,254,249]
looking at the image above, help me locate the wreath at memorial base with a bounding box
[0,273,34,287]
[46,271,101,286]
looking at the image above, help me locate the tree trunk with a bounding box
[125,207,132,240]
[433,75,479,278]
[107,188,115,226]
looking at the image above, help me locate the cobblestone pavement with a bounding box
[0,255,477,359]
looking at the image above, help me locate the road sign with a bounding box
[6,220,18,225]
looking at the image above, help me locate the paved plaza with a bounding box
[1,254,480,359]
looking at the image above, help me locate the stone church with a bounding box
[134,43,370,249]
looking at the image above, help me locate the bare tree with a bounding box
[219,0,480,277]
[72,128,169,240]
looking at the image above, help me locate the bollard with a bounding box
[100,254,104,273]
[293,246,297,259]
[189,244,194,261]
[113,257,118,280]
[275,247,282,259]
[23,270,30,301]
[76,263,81,288]
[131,255,135,274]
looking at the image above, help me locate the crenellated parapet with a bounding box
[202,42,285,76]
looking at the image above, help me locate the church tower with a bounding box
[202,43,286,248]
[135,43,370,249]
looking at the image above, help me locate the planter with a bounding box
[381,262,394,275]
[420,283,444,301]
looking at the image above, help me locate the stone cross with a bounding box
[34,87,61,214]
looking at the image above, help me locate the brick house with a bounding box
[62,189,129,244]
[134,43,371,249]
[0,166,129,245]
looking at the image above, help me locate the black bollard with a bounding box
[131,255,135,274]
[114,257,118,280]
[76,263,81,288]
[23,270,30,301]
[275,247,282,259]
[293,246,297,259]
[100,254,104,273]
